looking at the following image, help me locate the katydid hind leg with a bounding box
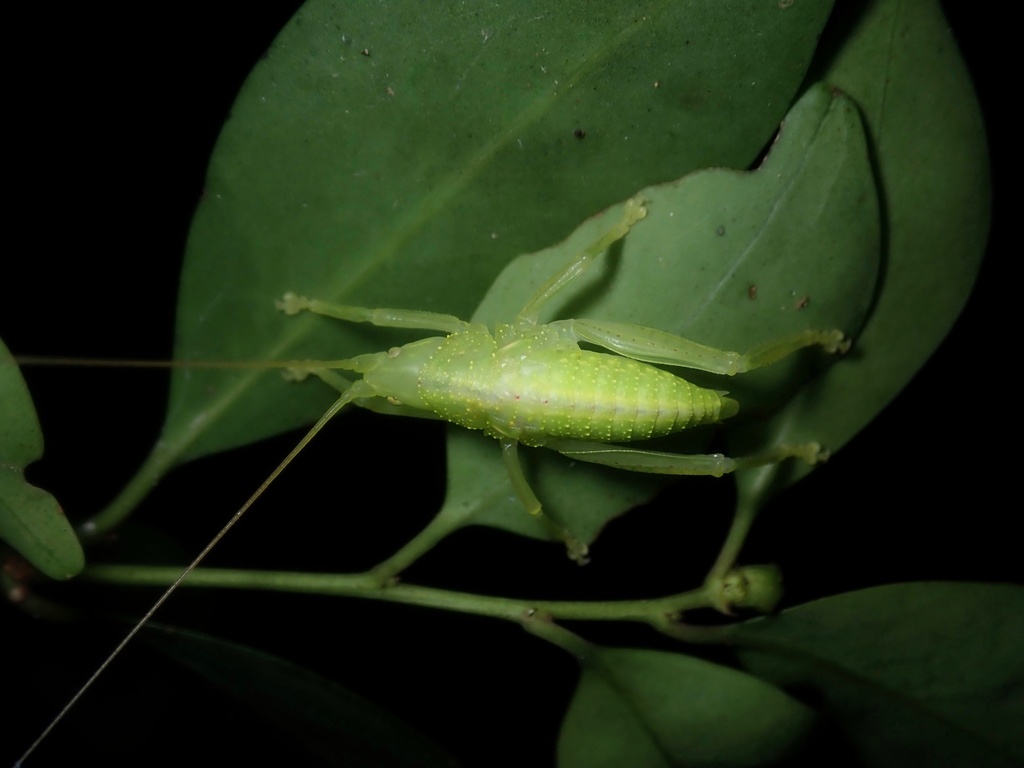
[546,438,827,475]
[563,319,849,376]
[508,191,846,374]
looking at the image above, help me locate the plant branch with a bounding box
[84,564,715,626]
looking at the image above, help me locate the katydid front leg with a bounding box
[277,293,476,335]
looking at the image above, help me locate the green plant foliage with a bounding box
[723,583,1024,768]
[84,0,834,534]
[1,2,1002,767]
[558,647,815,767]
[0,337,83,579]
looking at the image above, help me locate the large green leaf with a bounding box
[0,337,83,580]
[441,83,879,547]
[558,647,815,768]
[94,0,835,532]
[733,0,991,507]
[723,583,1024,768]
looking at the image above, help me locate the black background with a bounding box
[3,3,1014,767]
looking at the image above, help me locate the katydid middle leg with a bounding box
[517,197,649,323]
[501,438,590,563]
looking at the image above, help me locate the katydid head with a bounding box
[352,336,447,410]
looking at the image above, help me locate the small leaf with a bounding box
[144,624,456,768]
[0,337,84,579]
[725,583,1024,768]
[733,0,991,507]
[445,83,879,547]
[558,647,815,768]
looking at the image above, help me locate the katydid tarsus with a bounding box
[13,194,847,765]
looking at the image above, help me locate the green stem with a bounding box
[78,441,183,540]
[369,505,470,582]
[371,470,535,579]
[706,485,761,582]
[521,615,594,659]
[84,564,714,625]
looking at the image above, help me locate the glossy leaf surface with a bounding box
[725,583,1024,768]
[558,646,815,768]
[734,0,991,506]
[101,0,834,529]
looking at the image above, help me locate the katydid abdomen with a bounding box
[415,328,739,447]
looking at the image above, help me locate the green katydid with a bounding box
[274,196,847,563]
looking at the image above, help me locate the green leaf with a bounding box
[558,647,815,768]
[143,624,456,768]
[733,0,991,507]
[0,337,84,579]
[98,0,835,531]
[443,83,879,547]
[724,583,1024,768]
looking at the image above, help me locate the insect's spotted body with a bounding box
[277,197,846,558]
[415,323,737,447]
